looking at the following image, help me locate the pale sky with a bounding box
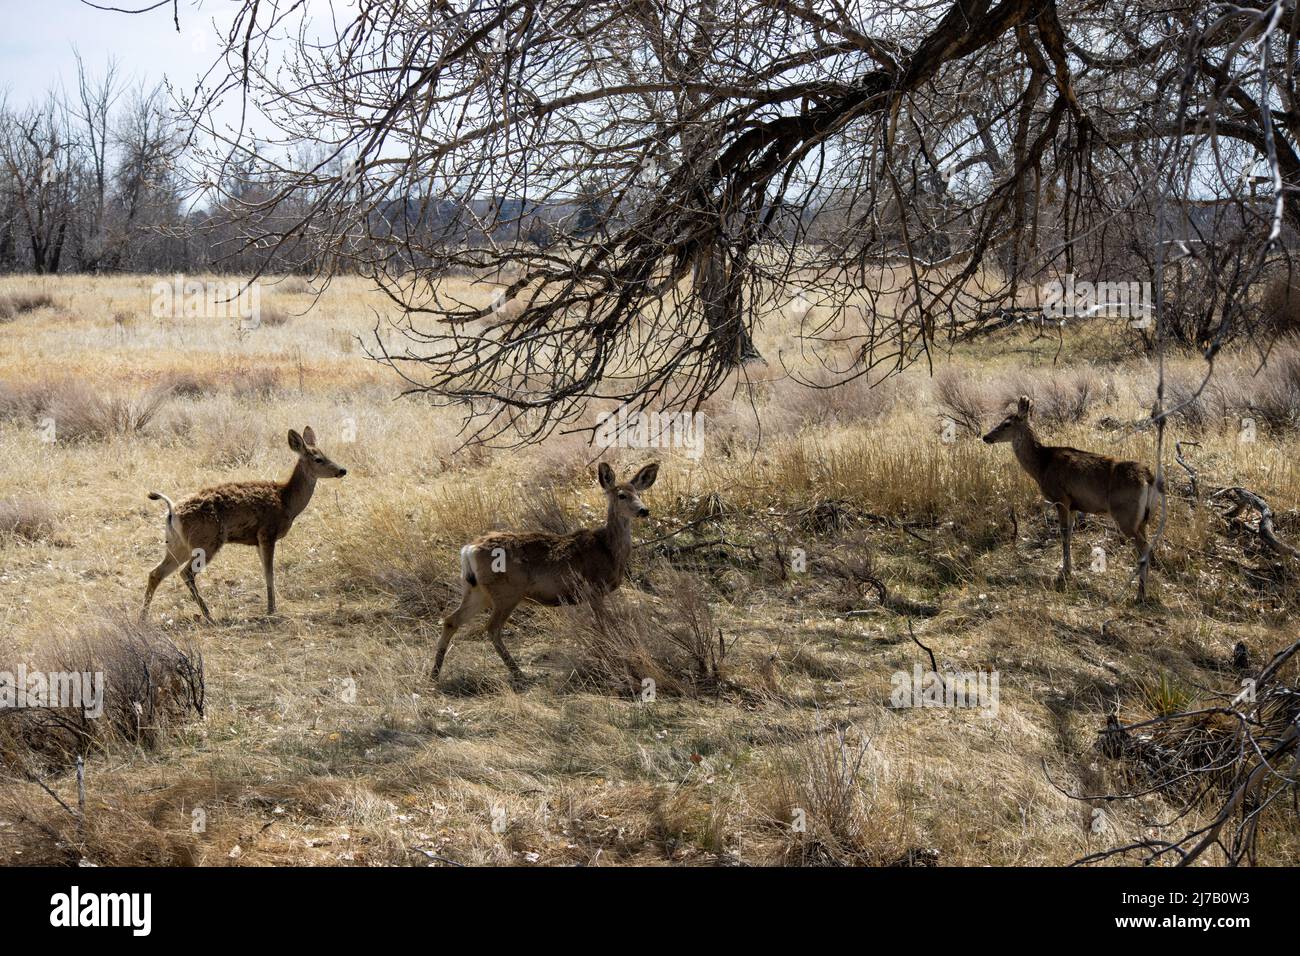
[0,0,237,111]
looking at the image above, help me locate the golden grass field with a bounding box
[1,272,1298,866]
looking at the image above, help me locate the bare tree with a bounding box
[101,0,1298,443]
[108,83,185,270]
[67,51,123,271]
[0,94,77,275]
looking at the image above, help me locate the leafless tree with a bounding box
[67,51,123,271]
[0,67,188,275]
[108,83,186,269]
[0,93,77,274]
[96,0,1300,444]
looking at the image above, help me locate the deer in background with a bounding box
[433,462,659,684]
[983,396,1162,600]
[141,426,347,621]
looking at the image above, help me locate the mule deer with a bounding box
[433,462,659,683]
[141,427,347,620]
[983,396,1162,599]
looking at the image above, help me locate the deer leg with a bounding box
[485,599,524,683]
[589,591,609,627]
[141,549,183,619]
[1056,502,1073,579]
[1130,525,1151,602]
[258,534,277,615]
[179,559,214,622]
[1113,497,1153,602]
[432,585,487,680]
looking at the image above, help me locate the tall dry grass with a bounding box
[1,273,1298,866]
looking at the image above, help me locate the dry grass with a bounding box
[0,610,204,773]
[554,569,728,697]
[0,290,57,322]
[0,273,1297,866]
[0,497,58,543]
[753,720,918,866]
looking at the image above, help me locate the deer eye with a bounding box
[618,492,627,499]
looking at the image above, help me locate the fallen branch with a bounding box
[1171,444,1298,559]
[1174,440,1200,503]
[954,306,1043,342]
[1069,638,1300,866]
[907,620,940,673]
[1209,486,1300,559]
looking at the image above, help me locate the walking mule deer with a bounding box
[141,427,347,620]
[433,462,659,683]
[983,396,1162,599]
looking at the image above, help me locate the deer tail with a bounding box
[148,491,177,533]
[1141,474,1164,526]
[459,544,478,587]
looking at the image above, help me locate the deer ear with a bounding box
[288,429,306,453]
[597,462,615,490]
[1017,395,1033,417]
[302,426,317,445]
[630,462,659,491]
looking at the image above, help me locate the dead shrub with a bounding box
[193,411,270,469]
[43,380,169,442]
[1260,272,1300,338]
[258,304,293,327]
[229,365,281,399]
[271,275,311,295]
[0,378,168,441]
[563,570,728,695]
[159,369,217,399]
[1038,367,1109,426]
[1093,640,1300,865]
[0,379,57,422]
[0,611,204,777]
[773,369,904,426]
[998,367,1110,428]
[158,366,280,402]
[934,367,991,436]
[0,498,59,543]
[1165,344,1300,434]
[519,483,578,535]
[756,721,910,865]
[1246,339,1300,433]
[0,291,56,321]
[337,486,504,617]
[1166,373,1213,431]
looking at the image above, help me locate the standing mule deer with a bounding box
[983,396,1162,599]
[141,427,347,620]
[433,462,659,684]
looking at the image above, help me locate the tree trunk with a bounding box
[698,240,762,367]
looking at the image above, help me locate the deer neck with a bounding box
[602,499,634,572]
[1010,425,1047,484]
[282,458,317,519]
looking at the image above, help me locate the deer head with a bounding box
[288,426,348,478]
[982,396,1034,444]
[597,462,658,519]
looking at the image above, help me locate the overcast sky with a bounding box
[0,0,236,110]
